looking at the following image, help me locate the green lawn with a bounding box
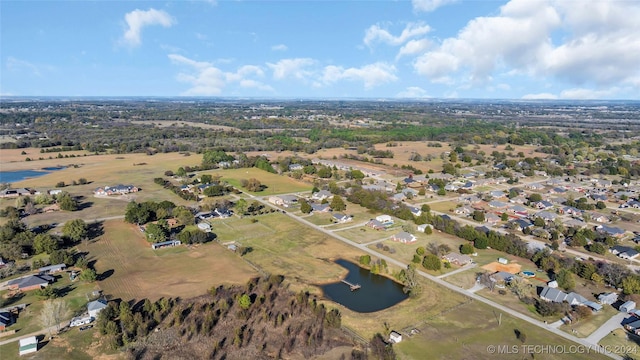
[206,168,312,195]
[599,329,640,360]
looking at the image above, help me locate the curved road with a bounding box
[249,193,621,360]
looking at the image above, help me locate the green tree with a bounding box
[238,294,252,310]
[235,199,248,215]
[528,193,542,202]
[58,193,77,211]
[555,269,575,291]
[623,276,640,295]
[422,254,441,271]
[501,212,509,221]
[472,210,485,222]
[300,199,312,214]
[33,234,59,254]
[62,219,88,242]
[460,243,474,255]
[330,195,347,211]
[200,174,212,184]
[79,268,97,282]
[145,223,167,243]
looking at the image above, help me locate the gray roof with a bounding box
[8,274,53,289]
[540,286,567,303]
[583,301,603,311]
[38,263,66,272]
[565,292,587,305]
[393,231,415,241]
[88,299,108,312]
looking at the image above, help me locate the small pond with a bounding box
[321,259,408,313]
[0,167,65,183]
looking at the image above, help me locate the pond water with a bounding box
[0,167,65,183]
[321,259,408,313]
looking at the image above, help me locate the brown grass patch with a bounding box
[482,261,522,274]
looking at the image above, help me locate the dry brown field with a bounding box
[86,220,258,302]
[129,120,239,131]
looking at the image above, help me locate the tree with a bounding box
[40,299,70,335]
[422,254,441,271]
[145,223,167,243]
[62,219,88,242]
[200,174,212,184]
[300,199,312,214]
[402,264,421,297]
[330,195,346,211]
[79,268,97,282]
[235,199,248,215]
[501,212,509,221]
[622,276,640,295]
[424,226,433,235]
[33,234,59,254]
[472,210,485,222]
[474,236,488,249]
[596,201,607,210]
[243,178,263,192]
[528,193,543,203]
[58,193,77,211]
[238,294,252,309]
[555,269,575,291]
[460,243,474,255]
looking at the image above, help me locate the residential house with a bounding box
[407,206,422,217]
[70,315,93,327]
[583,301,603,312]
[0,188,32,198]
[391,232,417,244]
[590,213,610,223]
[596,225,626,238]
[565,292,588,306]
[94,184,139,196]
[332,213,352,224]
[312,190,333,201]
[442,253,472,266]
[510,219,533,232]
[151,240,181,250]
[624,320,640,335]
[268,195,298,207]
[0,312,13,331]
[454,205,474,216]
[610,246,640,260]
[375,215,394,226]
[533,200,554,210]
[88,299,108,319]
[598,292,618,305]
[402,188,419,198]
[7,274,54,292]
[214,208,232,218]
[48,189,63,196]
[534,210,558,222]
[288,164,303,171]
[488,200,509,209]
[366,219,386,231]
[310,203,331,213]
[490,190,507,198]
[391,193,406,202]
[485,213,501,225]
[540,287,568,303]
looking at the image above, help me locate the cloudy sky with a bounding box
[2,0,639,99]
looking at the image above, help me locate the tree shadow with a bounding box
[56,285,75,298]
[77,201,93,211]
[98,269,114,281]
[87,221,104,239]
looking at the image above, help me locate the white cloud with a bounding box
[412,0,457,12]
[412,0,640,96]
[321,62,397,89]
[522,93,558,100]
[168,54,273,95]
[271,44,288,51]
[267,58,317,80]
[396,39,430,60]
[121,8,175,47]
[364,22,431,47]
[396,87,430,98]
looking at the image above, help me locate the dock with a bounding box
[341,279,361,291]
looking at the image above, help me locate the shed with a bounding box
[498,258,508,265]
[389,331,402,343]
[19,336,38,356]
[197,222,211,232]
[38,263,67,274]
[621,300,636,313]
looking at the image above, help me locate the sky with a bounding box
[1,0,640,100]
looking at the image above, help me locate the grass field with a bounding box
[394,299,609,360]
[203,167,312,195]
[86,220,258,302]
[599,329,640,360]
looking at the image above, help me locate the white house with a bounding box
[70,315,93,327]
[375,215,394,226]
[88,299,108,319]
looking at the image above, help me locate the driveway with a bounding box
[584,311,628,346]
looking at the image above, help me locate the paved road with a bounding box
[0,321,69,346]
[249,193,621,360]
[585,312,628,346]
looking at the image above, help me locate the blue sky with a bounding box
[1,0,639,99]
